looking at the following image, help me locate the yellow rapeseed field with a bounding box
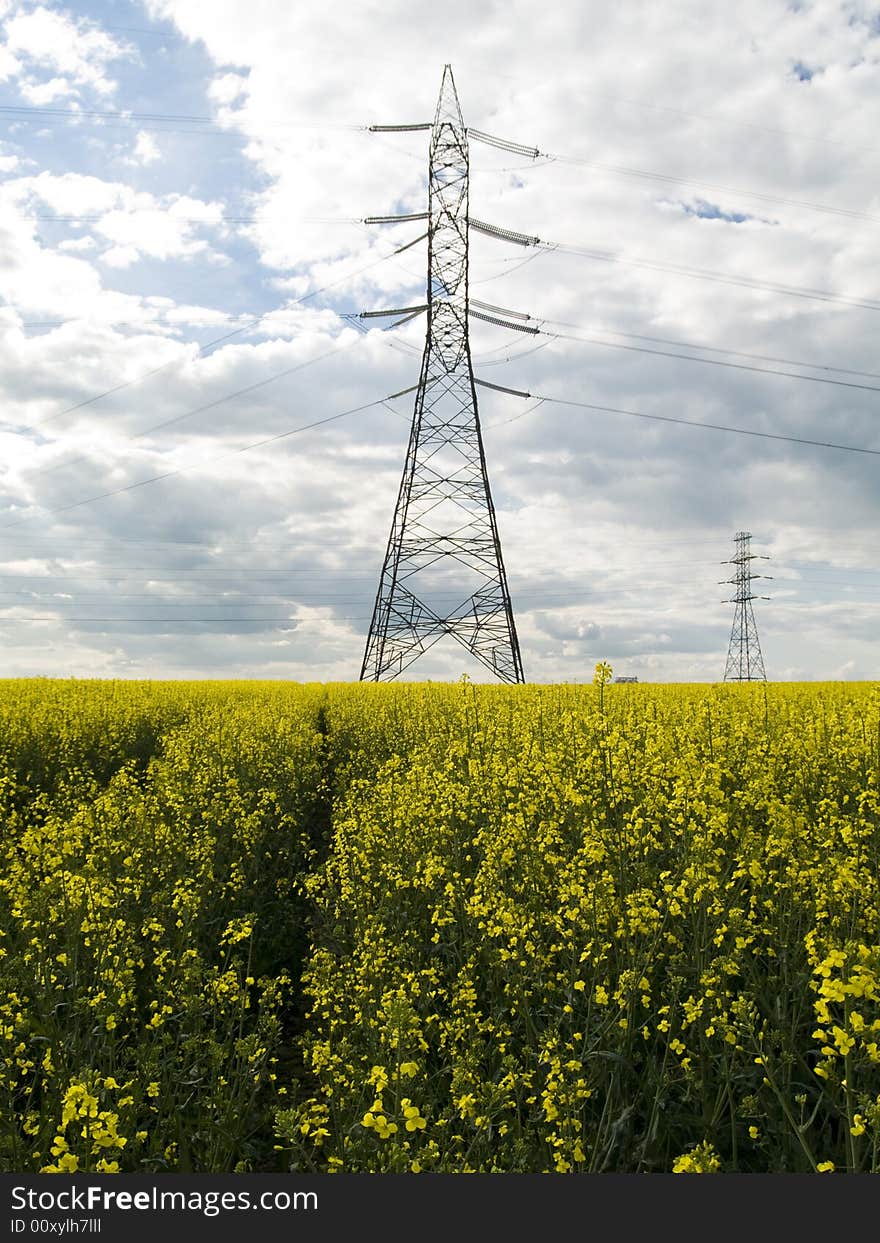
[1,677,878,1173]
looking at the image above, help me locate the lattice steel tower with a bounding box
[361,67,524,682]
[721,531,771,681]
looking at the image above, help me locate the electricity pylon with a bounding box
[360,66,524,683]
[721,531,771,681]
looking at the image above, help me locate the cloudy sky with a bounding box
[0,0,878,682]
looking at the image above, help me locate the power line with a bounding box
[89,23,180,38]
[542,324,880,395]
[31,338,357,481]
[479,383,880,457]
[0,102,365,132]
[7,101,876,236]
[11,101,874,230]
[0,566,874,591]
[534,237,880,313]
[0,558,722,580]
[18,211,358,225]
[4,576,878,604]
[467,127,880,226]
[466,302,880,392]
[30,294,425,484]
[2,572,876,628]
[469,220,880,309]
[544,150,880,227]
[568,88,880,161]
[0,615,360,624]
[544,323,880,382]
[0,385,417,532]
[10,229,425,439]
[372,211,880,362]
[0,535,776,556]
[357,251,880,394]
[4,118,261,140]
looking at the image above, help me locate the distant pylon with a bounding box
[720,531,771,681]
[360,66,524,683]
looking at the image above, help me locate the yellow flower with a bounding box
[401,1099,427,1132]
[672,1142,721,1173]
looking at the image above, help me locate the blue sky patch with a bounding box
[790,59,819,81]
[678,198,755,224]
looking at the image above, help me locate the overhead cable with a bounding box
[1,386,418,532]
[482,386,880,457]
[17,228,428,437]
[545,239,880,312]
[545,325,880,394]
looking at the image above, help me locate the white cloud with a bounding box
[0,43,20,81]
[132,131,161,165]
[99,243,141,269]
[19,74,76,104]
[4,5,133,97]
[57,235,97,252]
[209,71,249,104]
[4,172,227,266]
[164,305,233,327]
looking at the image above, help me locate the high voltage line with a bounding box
[30,338,359,481]
[566,88,880,160]
[1,578,875,628]
[354,297,880,394]
[538,239,880,312]
[451,220,880,312]
[4,358,878,538]
[0,103,364,131]
[8,229,425,440]
[517,322,880,394]
[473,384,880,457]
[533,149,880,226]
[467,125,880,225]
[3,531,874,553]
[12,265,880,426]
[0,573,874,595]
[537,325,880,382]
[360,292,880,391]
[19,213,359,225]
[0,386,417,533]
[3,102,876,228]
